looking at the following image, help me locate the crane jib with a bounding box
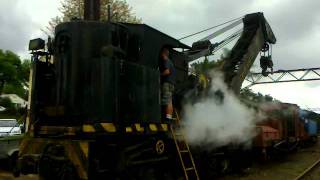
[222,12,277,94]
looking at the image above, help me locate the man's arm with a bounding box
[160,60,171,76]
[161,69,170,76]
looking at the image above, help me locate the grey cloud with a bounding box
[127,0,320,91]
[264,1,320,43]
[1,0,319,71]
[129,0,320,70]
[0,1,36,57]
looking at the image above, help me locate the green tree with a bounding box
[0,50,30,97]
[191,57,223,74]
[45,0,141,34]
[0,97,14,109]
[240,88,277,103]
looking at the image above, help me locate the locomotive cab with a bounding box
[19,19,193,180]
[29,20,190,137]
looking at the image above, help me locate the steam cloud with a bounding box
[181,72,261,148]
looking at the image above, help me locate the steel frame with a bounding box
[244,68,320,88]
[306,108,320,112]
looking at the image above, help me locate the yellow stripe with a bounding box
[126,127,133,133]
[79,142,89,158]
[100,123,116,132]
[134,123,144,132]
[160,124,169,131]
[149,124,158,132]
[82,125,95,133]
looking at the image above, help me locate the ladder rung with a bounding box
[173,110,199,179]
[185,167,194,171]
[180,150,189,153]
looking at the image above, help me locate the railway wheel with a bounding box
[199,153,231,178]
[38,144,80,180]
[9,151,20,177]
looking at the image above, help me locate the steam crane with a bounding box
[15,0,277,179]
[183,13,276,94]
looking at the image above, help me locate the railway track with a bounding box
[0,170,38,180]
[294,157,320,180]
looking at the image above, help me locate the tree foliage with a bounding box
[191,57,223,75]
[240,88,277,103]
[0,96,26,119]
[45,0,141,34]
[0,49,30,97]
[0,97,13,109]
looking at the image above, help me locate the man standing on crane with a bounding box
[160,47,176,122]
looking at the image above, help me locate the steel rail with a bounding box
[244,68,320,88]
[294,157,320,180]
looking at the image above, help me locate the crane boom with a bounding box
[184,12,276,94]
[221,12,276,94]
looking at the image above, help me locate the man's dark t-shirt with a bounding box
[160,59,176,84]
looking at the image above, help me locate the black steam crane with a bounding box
[16,0,277,179]
[180,12,276,94]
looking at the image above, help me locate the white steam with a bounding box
[182,72,260,148]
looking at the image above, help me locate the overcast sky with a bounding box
[0,0,319,111]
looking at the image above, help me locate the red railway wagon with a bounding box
[253,117,282,158]
[254,125,280,148]
[253,103,313,156]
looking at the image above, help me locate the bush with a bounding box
[0,97,25,118]
[0,97,14,109]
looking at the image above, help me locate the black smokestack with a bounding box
[84,0,100,21]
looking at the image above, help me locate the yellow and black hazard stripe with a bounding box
[82,122,169,134]
[124,123,169,133]
[37,122,169,135]
[82,123,116,133]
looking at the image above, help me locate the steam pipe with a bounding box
[108,4,111,22]
[84,0,100,21]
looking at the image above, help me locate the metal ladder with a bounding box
[170,110,199,180]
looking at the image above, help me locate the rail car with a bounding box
[253,103,318,158]
[14,1,277,179]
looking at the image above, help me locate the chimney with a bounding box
[84,0,100,21]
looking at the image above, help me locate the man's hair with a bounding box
[160,46,170,54]
[159,46,171,65]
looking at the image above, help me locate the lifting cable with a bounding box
[212,29,242,53]
[178,16,243,40]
